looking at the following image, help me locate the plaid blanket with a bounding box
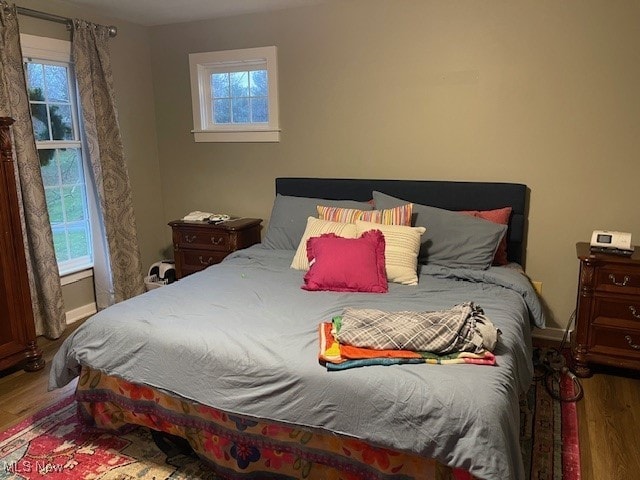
[319,320,496,371]
[336,302,499,354]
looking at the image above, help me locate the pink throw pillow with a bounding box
[302,230,388,293]
[459,207,512,265]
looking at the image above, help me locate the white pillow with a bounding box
[356,220,426,285]
[291,217,357,270]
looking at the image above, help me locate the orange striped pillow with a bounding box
[317,203,413,226]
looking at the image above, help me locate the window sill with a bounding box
[192,129,280,143]
[60,268,93,286]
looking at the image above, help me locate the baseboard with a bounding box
[532,326,571,343]
[65,303,97,325]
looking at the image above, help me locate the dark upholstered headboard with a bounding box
[275,177,529,265]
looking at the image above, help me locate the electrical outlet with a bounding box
[532,281,542,296]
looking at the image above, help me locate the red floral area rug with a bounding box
[0,381,580,480]
[521,353,582,480]
[0,395,214,479]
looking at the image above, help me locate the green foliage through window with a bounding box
[26,61,74,166]
[24,56,93,273]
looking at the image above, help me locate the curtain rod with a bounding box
[16,5,118,37]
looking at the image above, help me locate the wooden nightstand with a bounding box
[573,242,640,377]
[169,218,262,279]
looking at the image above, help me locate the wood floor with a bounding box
[0,321,80,430]
[576,365,640,480]
[1,327,639,480]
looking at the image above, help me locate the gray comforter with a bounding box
[50,245,545,480]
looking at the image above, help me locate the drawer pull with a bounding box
[631,306,640,319]
[211,236,224,245]
[185,234,197,243]
[608,273,630,286]
[198,256,214,265]
[625,335,640,350]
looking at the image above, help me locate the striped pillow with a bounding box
[291,217,358,270]
[356,220,426,285]
[317,203,413,226]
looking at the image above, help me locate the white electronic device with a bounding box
[590,230,633,255]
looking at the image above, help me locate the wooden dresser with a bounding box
[0,117,44,372]
[573,241,640,377]
[169,218,262,279]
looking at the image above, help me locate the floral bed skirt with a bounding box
[76,366,477,480]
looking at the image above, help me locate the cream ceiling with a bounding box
[61,0,328,26]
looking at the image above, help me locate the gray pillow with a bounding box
[263,194,373,250]
[372,191,507,270]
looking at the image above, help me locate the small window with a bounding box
[189,46,279,142]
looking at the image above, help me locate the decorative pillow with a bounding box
[302,230,388,293]
[317,203,413,226]
[263,194,373,251]
[355,220,426,285]
[460,207,512,265]
[372,191,507,270]
[291,217,358,270]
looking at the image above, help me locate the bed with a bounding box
[50,177,545,480]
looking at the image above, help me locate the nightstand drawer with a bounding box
[177,250,229,271]
[589,324,640,359]
[595,266,640,295]
[593,297,640,324]
[176,228,231,252]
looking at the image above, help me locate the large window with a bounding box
[189,46,280,142]
[21,34,93,276]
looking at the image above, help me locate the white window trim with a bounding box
[20,34,70,62]
[189,46,280,143]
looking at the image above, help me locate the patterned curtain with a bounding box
[0,2,66,339]
[72,20,145,306]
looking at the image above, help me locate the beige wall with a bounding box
[149,0,640,331]
[14,0,165,311]
[61,276,94,311]
[8,0,639,331]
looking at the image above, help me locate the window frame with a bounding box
[21,33,96,278]
[189,46,280,143]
